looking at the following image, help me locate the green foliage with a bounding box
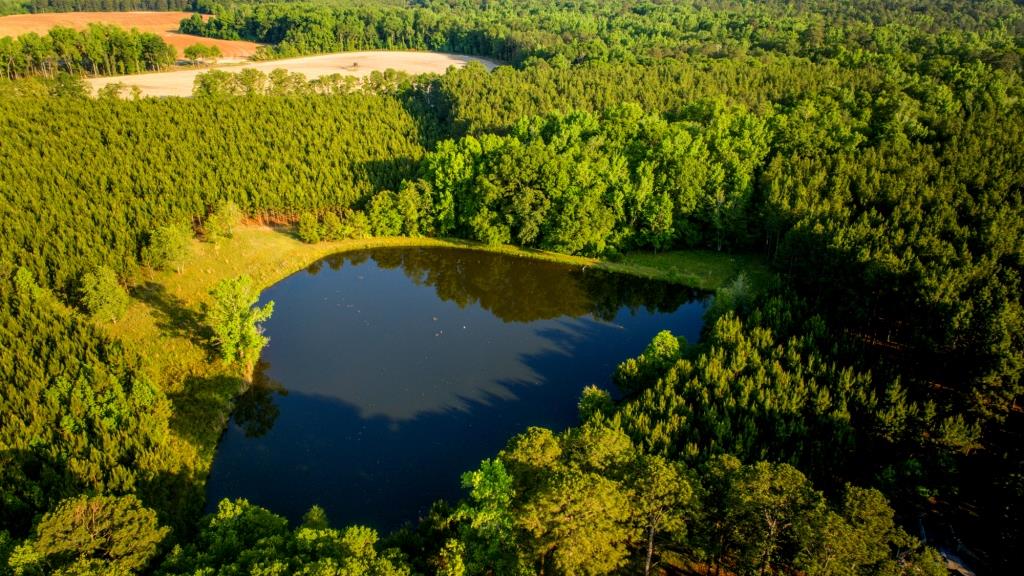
[418,105,774,255]
[368,191,403,237]
[159,498,410,576]
[179,0,1024,74]
[301,506,329,531]
[0,0,1022,572]
[321,212,345,241]
[183,43,221,63]
[449,422,941,576]
[452,459,522,575]
[0,531,15,576]
[804,485,914,576]
[159,498,288,575]
[142,223,192,273]
[0,269,173,536]
[50,72,86,98]
[613,330,684,394]
[705,272,754,325]
[724,459,825,575]
[577,385,613,422]
[204,275,274,378]
[436,539,466,576]
[615,315,873,477]
[518,471,634,576]
[562,421,635,476]
[297,212,322,244]
[396,180,427,236]
[629,454,693,576]
[0,24,176,80]
[79,265,129,322]
[25,0,193,12]
[343,209,371,240]
[685,455,947,576]
[193,67,330,97]
[204,201,242,243]
[454,425,638,576]
[0,93,423,294]
[96,81,140,100]
[10,494,167,576]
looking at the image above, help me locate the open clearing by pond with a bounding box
[0,11,260,58]
[87,50,498,97]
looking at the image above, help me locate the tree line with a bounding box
[0,24,176,79]
[179,0,1023,74]
[19,0,199,12]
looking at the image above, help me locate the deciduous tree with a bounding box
[205,275,275,379]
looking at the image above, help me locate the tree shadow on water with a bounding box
[132,281,213,355]
[232,361,287,439]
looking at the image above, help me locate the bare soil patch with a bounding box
[0,11,260,58]
[87,50,498,97]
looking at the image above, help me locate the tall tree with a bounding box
[8,494,168,576]
[79,265,129,322]
[517,471,634,576]
[205,275,275,379]
[205,201,243,243]
[629,454,693,576]
[142,223,192,273]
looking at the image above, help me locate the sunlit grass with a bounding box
[610,250,774,292]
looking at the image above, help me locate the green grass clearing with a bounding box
[610,250,774,292]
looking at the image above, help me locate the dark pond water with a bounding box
[205,247,708,530]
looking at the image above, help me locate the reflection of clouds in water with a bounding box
[282,315,592,422]
[255,247,704,424]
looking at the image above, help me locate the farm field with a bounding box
[87,50,498,96]
[0,11,260,57]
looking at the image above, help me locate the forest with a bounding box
[0,0,1022,575]
[0,23,177,78]
[13,0,200,13]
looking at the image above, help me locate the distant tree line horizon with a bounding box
[13,0,201,13]
[0,23,177,78]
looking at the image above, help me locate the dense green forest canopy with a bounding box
[170,0,1024,65]
[0,0,1022,574]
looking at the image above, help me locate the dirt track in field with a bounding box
[0,11,260,58]
[87,50,498,97]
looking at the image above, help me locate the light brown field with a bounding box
[0,11,260,58]
[87,50,498,97]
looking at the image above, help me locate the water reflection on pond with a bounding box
[206,247,708,529]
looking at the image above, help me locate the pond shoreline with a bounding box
[203,244,710,528]
[102,225,767,531]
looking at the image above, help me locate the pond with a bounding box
[205,247,708,530]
